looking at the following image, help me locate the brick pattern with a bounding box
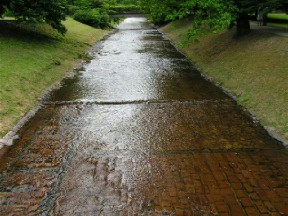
[54,151,288,215]
[0,104,287,215]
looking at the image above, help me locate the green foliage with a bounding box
[108,4,141,14]
[141,0,237,38]
[67,0,108,16]
[115,0,141,5]
[0,0,9,17]
[73,9,111,28]
[3,9,14,17]
[0,0,67,34]
[142,0,285,38]
[69,0,105,9]
[68,0,114,28]
[236,0,282,15]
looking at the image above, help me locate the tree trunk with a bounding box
[236,12,251,36]
[254,9,258,20]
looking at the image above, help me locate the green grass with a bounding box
[0,18,108,136]
[267,22,288,29]
[267,13,288,29]
[162,19,288,140]
[268,13,288,21]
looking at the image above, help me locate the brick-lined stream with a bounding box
[0,18,288,215]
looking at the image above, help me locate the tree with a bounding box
[141,0,237,39]
[69,0,106,9]
[0,0,10,16]
[141,0,283,38]
[68,0,111,29]
[235,0,283,35]
[0,0,67,34]
[115,0,141,5]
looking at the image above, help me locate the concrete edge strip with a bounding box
[0,105,43,148]
[43,99,232,106]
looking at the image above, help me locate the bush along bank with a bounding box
[161,19,288,145]
[68,0,141,29]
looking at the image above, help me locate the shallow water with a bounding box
[47,18,228,102]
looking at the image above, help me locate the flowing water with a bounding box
[0,18,288,215]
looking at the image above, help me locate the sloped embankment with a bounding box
[162,19,288,142]
[0,18,108,137]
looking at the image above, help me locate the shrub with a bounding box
[3,9,14,17]
[67,5,79,16]
[73,9,110,29]
[108,4,141,14]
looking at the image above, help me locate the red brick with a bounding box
[240,197,254,207]
[245,207,260,216]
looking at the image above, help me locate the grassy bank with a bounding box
[267,13,288,29]
[162,19,288,140]
[268,23,288,29]
[0,18,108,136]
[267,13,288,21]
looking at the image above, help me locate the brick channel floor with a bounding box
[0,17,287,215]
[0,102,287,215]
